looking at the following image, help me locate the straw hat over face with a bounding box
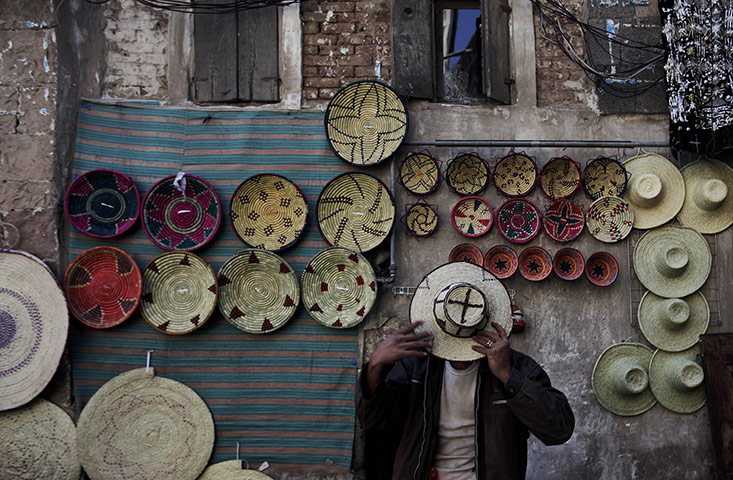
[677,158,733,234]
[592,343,656,416]
[623,153,685,229]
[649,344,706,414]
[410,262,512,361]
[638,291,709,352]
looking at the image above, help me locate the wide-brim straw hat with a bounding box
[677,158,733,234]
[77,368,214,480]
[638,291,709,352]
[0,398,81,479]
[199,460,275,480]
[0,250,68,411]
[648,344,706,414]
[623,152,685,229]
[410,262,512,361]
[592,343,656,416]
[633,225,711,298]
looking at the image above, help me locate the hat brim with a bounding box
[677,159,733,234]
[638,291,709,352]
[623,153,685,229]
[591,343,656,416]
[648,345,706,414]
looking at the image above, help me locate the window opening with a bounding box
[436,1,482,102]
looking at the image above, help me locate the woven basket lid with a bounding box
[638,291,709,352]
[301,247,377,329]
[140,252,218,335]
[449,243,484,265]
[592,343,656,416]
[0,250,68,412]
[633,225,711,298]
[218,249,299,334]
[199,461,275,480]
[493,152,538,197]
[142,174,221,251]
[540,156,582,200]
[623,152,685,230]
[76,367,214,480]
[404,202,439,237]
[677,158,733,234]
[518,246,553,281]
[317,172,395,253]
[543,199,585,243]
[484,245,518,279]
[586,196,633,243]
[585,251,618,287]
[64,246,142,329]
[0,398,81,480]
[582,157,629,200]
[399,152,441,195]
[451,196,493,237]
[445,153,490,196]
[64,169,140,238]
[648,344,706,414]
[553,247,585,281]
[496,199,542,244]
[231,173,308,252]
[325,80,408,166]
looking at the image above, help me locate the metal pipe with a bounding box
[403,139,669,148]
[376,157,397,285]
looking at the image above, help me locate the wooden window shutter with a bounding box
[238,6,279,102]
[193,7,239,102]
[392,0,434,99]
[481,0,512,104]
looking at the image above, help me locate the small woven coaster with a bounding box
[445,153,490,196]
[199,461,275,480]
[449,243,483,265]
[540,156,582,200]
[451,196,493,237]
[518,246,553,281]
[404,202,439,237]
[582,157,629,200]
[400,151,441,195]
[140,252,218,334]
[543,199,585,243]
[586,196,633,243]
[496,199,542,244]
[493,152,538,197]
[586,252,619,286]
[553,247,585,281]
[484,245,519,279]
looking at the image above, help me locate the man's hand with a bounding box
[472,321,511,385]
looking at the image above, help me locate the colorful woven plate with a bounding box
[65,169,140,238]
[404,202,439,237]
[449,243,483,265]
[399,151,441,195]
[540,156,582,200]
[553,247,585,281]
[301,247,377,329]
[140,252,218,334]
[543,199,585,243]
[142,174,221,251]
[317,172,395,252]
[493,152,538,197]
[586,251,619,286]
[325,80,408,166]
[496,199,542,244]
[586,196,633,243]
[518,246,553,281]
[64,246,142,328]
[451,196,493,237]
[231,173,308,252]
[445,153,490,196]
[582,156,630,200]
[218,249,299,334]
[484,245,519,279]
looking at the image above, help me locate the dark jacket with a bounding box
[356,351,575,480]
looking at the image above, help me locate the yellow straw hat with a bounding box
[677,158,733,234]
[591,343,656,416]
[638,291,709,352]
[199,460,274,480]
[623,152,685,229]
[648,344,706,414]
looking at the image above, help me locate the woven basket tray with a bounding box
[399,151,441,195]
[493,152,538,197]
[553,247,585,281]
[518,246,553,281]
[484,245,519,279]
[325,80,408,166]
[64,246,142,328]
[445,153,490,196]
[586,196,634,243]
[543,199,585,243]
[586,251,619,286]
[449,243,483,265]
[540,156,582,200]
[582,156,630,200]
[231,173,308,252]
[451,196,493,237]
[404,202,439,237]
[496,199,542,244]
[218,249,299,334]
[140,252,218,334]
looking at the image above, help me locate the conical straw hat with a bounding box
[677,159,733,234]
[638,291,709,352]
[649,344,706,414]
[592,343,656,416]
[199,460,274,480]
[623,153,685,229]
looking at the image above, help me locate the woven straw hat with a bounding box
[410,262,512,361]
[0,250,68,411]
[633,225,711,298]
[638,291,709,352]
[198,461,274,480]
[77,367,214,480]
[623,152,685,229]
[0,398,81,479]
[648,344,706,414]
[677,158,733,234]
[592,343,656,416]
[586,196,633,243]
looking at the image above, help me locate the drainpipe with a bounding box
[376,157,397,285]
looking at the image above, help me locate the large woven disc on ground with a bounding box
[198,460,275,480]
[623,152,685,229]
[76,367,214,480]
[0,398,81,480]
[493,152,538,197]
[677,158,733,234]
[142,174,221,251]
[140,252,218,335]
[64,246,142,329]
[582,157,629,200]
[586,196,633,243]
[445,153,490,196]
[400,152,441,195]
[317,172,395,252]
[649,345,706,414]
[0,250,68,411]
[543,199,585,242]
[496,199,542,244]
[592,343,656,416]
[451,196,493,237]
[404,202,439,237]
[231,173,308,251]
[218,249,299,334]
[540,156,582,200]
[301,247,377,329]
[638,291,709,352]
[325,80,408,166]
[64,169,140,238]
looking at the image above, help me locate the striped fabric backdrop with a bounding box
[68,101,364,473]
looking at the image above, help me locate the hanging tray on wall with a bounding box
[495,199,542,244]
[403,200,440,238]
[540,156,582,200]
[518,246,553,281]
[586,196,633,243]
[543,199,585,243]
[445,153,490,196]
[484,245,519,279]
[586,251,619,286]
[582,156,630,200]
[493,152,538,197]
[451,196,493,237]
[399,151,441,195]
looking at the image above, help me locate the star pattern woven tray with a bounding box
[543,199,585,243]
[586,196,633,243]
[582,156,630,200]
[493,152,538,197]
[399,151,441,195]
[451,196,493,237]
[484,245,519,279]
[496,199,542,244]
[449,243,484,265]
[586,251,619,286]
[445,153,490,196]
[518,246,553,281]
[553,247,585,281]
